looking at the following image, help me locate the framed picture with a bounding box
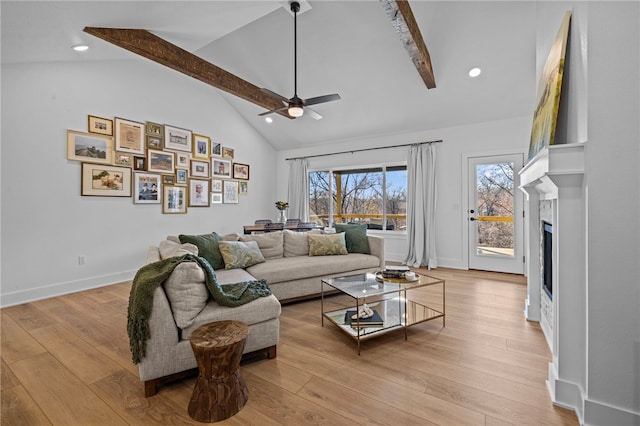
[239,181,248,195]
[162,175,175,185]
[192,134,210,159]
[222,146,234,159]
[145,121,163,137]
[81,163,131,197]
[134,172,161,204]
[88,115,113,136]
[223,180,239,204]
[147,149,175,174]
[163,185,187,214]
[211,142,222,157]
[212,158,232,178]
[190,159,209,178]
[146,135,162,149]
[211,178,223,193]
[113,151,133,167]
[114,117,145,155]
[175,152,190,169]
[133,156,146,171]
[211,193,223,204]
[189,179,210,207]
[67,130,113,164]
[232,163,250,180]
[163,124,192,152]
[175,168,188,185]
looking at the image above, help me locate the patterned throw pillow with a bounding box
[308,233,349,256]
[178,232,225,270]
[334,223,370,254]
[218,240,266,269]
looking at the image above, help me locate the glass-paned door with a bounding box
[468,154,524,274]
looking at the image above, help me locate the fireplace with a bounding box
[542,222,553,300]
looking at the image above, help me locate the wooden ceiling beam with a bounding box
[83,27,289,116]
[381,0,436,89]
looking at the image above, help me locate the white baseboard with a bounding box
[1,270,136,308]
[548,363,640,426]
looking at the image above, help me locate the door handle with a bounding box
[469,217,477,221]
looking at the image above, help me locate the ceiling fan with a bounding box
[259,1,341,120]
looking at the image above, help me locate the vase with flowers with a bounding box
[275,201,289,223]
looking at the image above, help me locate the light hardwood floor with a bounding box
[1,267,578,425]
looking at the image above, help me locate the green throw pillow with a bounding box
[308,233,349,256]
[334,223,370,254]
[218,240,266,269]
[178,232,224,270]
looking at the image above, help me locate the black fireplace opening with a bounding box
[543,222,553,300]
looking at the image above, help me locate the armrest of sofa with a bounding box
[366,235,385,267]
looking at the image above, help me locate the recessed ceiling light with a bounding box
[468,67,482,78]
[72,44,89,52]
[265,117,273,124]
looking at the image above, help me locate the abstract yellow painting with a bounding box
[528,11,572,161]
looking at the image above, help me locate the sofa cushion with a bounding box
[246,253,380,285]
[158,239,198,259]
[240,231,284,260]
[334,223,370,254]
[283,229,321,257]
[178,232,225,270]
[182,294,281,340]
[308,233,348,256]
[218,240,266,269]
[162,262,208,329]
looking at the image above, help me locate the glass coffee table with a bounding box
[321,272,445,354]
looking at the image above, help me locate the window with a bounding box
[308,166,407,230]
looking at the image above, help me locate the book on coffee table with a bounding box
[344,309,384,327]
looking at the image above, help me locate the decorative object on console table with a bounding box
[275,200,289,223]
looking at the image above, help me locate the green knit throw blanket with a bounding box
[127,254,271,364]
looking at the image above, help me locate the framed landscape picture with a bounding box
[222,146,234,159]
[67,130,113,164]
[190,159,209,178]
[134,172,161,204]
[163,124,192,152]
[232,163,250,180]
[192,133,210,159]
[147,149,175,174]
[189,179,210,207]
[114,117,145,155]
[163,185,187,214]
[113,152,133,167]
[88,115,113,136]
[223,180,239,204]
[212,158,232,178]
[81,163,131,197]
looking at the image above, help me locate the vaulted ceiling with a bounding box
[1,1,537,150]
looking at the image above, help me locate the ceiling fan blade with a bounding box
[303,93,341,106]
[260,88,291,105]
[304,107,323,120]
[258,106,289,117]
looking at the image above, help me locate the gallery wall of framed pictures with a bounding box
[67,114,250,214]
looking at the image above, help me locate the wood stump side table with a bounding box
[188,320,249,423]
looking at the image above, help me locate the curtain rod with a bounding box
[285,139,443,161]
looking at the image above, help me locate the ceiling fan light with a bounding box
[288,105,304,117]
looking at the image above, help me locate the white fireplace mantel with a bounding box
[518,142,587,414]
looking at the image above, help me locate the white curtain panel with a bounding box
[287,158,309,221]
[405,144,438,268]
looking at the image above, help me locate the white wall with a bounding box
[277,116,531,268]
[1,59,277,307]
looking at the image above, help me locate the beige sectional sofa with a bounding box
[137,229,384,396]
